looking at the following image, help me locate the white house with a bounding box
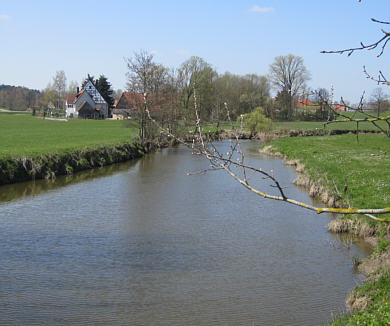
[65,94,76,118]
[66,80,109,119]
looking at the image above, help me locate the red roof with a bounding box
[119,92,160,112]
[335,104,346,111]
[122,92,145,108]
[297,98,314,107]
[66,94,76,104]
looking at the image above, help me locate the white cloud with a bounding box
[249,5,274,13]
[0,14,10,20]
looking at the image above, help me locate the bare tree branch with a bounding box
[321,21,390,57]
[363,66,390,86]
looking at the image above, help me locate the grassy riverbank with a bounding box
[266,133,390,325]
[0,113,143,185]
[0,113,138,158]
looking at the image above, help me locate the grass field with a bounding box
[0,114,138,158]
[268,133,390,325]
[269,133,390,210]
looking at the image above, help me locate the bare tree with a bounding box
[125,50,168,142]
[52,70,67,109]
[269,54,310,120]
[371,87,389,117]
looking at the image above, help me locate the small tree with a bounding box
[240,106,272,133]
[370,87,389,117]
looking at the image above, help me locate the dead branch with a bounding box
[321,19,390,57]
[363,66,390,86]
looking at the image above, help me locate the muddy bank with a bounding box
[260,145,341,209]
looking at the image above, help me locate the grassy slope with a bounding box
[269,134,390,209]
[268,134,390,325]
[0,114,138,158]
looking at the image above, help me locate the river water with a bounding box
[0,141,370,326]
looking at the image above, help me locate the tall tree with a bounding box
[178,56,216,121]
[269,54,310,120]
[125,50,168,141]
[52,70,67,109]
[95,75,115,116]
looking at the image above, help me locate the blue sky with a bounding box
[0,0,389,102]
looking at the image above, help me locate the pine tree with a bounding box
[95,75,114,116]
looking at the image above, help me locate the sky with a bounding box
[0,0,389,102]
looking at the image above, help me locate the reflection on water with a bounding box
[0,141,371,326]
[0,160,139,203]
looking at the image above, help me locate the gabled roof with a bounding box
[120,92,145,108]
[74,89,87,102]
[83,80,106,104]
[66,94,76,104]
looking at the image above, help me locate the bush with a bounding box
[240,106,272,133]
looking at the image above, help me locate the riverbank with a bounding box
[262,133,390,325]
[0,142,145,185]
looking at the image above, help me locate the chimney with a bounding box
[76,87,80,94]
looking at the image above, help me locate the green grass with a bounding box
[331,272,390,325]
[268,134,390,210]
[0,114,139,158]
[267,134,390,325]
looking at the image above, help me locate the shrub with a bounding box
[239,106,272,133]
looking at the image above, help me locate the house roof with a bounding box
[121,92,145,108]
[335,104,346,111]
[297,98,314,107]
[66,94,76,104]
[74,89,86,102]
[84,80,106,104]
[119,92,161,112]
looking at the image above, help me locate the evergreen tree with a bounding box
[95,75,114,115]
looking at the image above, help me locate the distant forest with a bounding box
[0,85,41,111]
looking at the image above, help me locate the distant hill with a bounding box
[0,84,41,111]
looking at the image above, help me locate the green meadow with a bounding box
[0,114,138,158]
[268,133,390,212]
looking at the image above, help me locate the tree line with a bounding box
[125,51,390,135]
[1,53,388,121]
[0,85,41,111]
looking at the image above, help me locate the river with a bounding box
[0,141,370,325]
